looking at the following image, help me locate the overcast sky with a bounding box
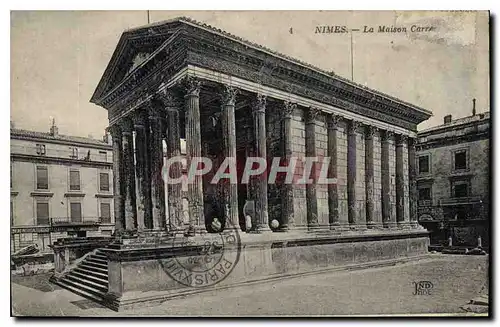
[11,10,489,138]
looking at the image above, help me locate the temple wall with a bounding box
[290,108,307,229]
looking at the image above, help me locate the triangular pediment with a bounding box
[90,19,186,104]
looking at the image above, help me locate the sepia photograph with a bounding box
[9,10,490,317]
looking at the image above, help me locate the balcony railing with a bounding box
[439,196,483,206]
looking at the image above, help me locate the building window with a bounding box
[70,202,82,222]
[36,202,50,225]
[36,166,48,190]
[100,202,111,223]
[99,172,110,192]
[36,144,46,156]
[69,170,80,191]
[99,151,107,162]
[454,150,467,170]
[70,147,79,159]
[418,187,431,201]
[453,182,469,198]
[418,155,429,174]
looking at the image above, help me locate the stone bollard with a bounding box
[477,236,482,248]
[448,236,453,247]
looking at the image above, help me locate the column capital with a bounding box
[107,125,122,138]
[282,100,297,119]
[365,125,378,139]
[347,120,363,135]
[327,114,343,130]
[120,118,134,134]
[180,76,202,97]
[132,108,149,127]
[305,106,321,124]
[252,94,267,114]
[156,87,182,109]
[396,134,408,146]
[381,130,395,141]
[408,136,417,146]
[220,85,239,106]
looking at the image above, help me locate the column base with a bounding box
[397,221,412,229]
[276,224,290,232]
[253,224,272,233]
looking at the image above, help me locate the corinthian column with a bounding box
[148,99,166,230]
[365,125,376,229]
[253,94,270,232]
[121,118,137,232]
[381,130,396,228]
[109,125,125,234]
[347,120,360,228]
[161,89,183,232]
[327,114,341,230]
[182,77,205,234]
[396,134,409,228]
[133,109,152,231]
[408,137,419,228]
[279,101,296,231]
[220,85,241,232]
[305,107,320,230]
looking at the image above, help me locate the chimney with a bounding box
[472,98,476,116]
[444,115,452,124]
[49,118,59,137]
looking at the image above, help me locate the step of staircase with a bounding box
[74,266,108,279]
[65,274,108,293]
[69,270,107,286]
[84,258,108,268]
[79,262,108,273]
[56,277,107,299]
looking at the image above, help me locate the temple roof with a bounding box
[91,16,432,129]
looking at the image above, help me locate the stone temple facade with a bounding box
[67,17,435,310]
[90,17,432,235]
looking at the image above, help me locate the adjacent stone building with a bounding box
[416,101,490,248]
[10,121,115,253]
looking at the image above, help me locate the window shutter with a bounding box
[69,170,80,191]
[100,172,109,191]
[70,203,82,222]
[36,202,49,225]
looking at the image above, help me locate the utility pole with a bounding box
[147,10,150,24]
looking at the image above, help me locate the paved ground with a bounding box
[11,254,489,317]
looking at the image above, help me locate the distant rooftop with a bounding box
[11,127,111,147]
[419,111,490,134]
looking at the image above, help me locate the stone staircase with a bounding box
[52,249,109,305]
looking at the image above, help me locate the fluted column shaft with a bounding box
[327,114,341,230]
[253,94,270,232]
[148,101,166,230]
[220,85,241,232]
[134,110,153,231]
[305,107,319,230]
[110,126,125,234]
[408,137,419,228]
[365,126,376,228]
[279,101,296,231]
[121,118,137,231]
[347,120,359,227]
[381,131,395,228]
[396,134,409,227]
[183,77,205,233]
[163,91,183,231]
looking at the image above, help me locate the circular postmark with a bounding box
[160,220,241,288]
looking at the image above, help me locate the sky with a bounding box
[10,10,489,138]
